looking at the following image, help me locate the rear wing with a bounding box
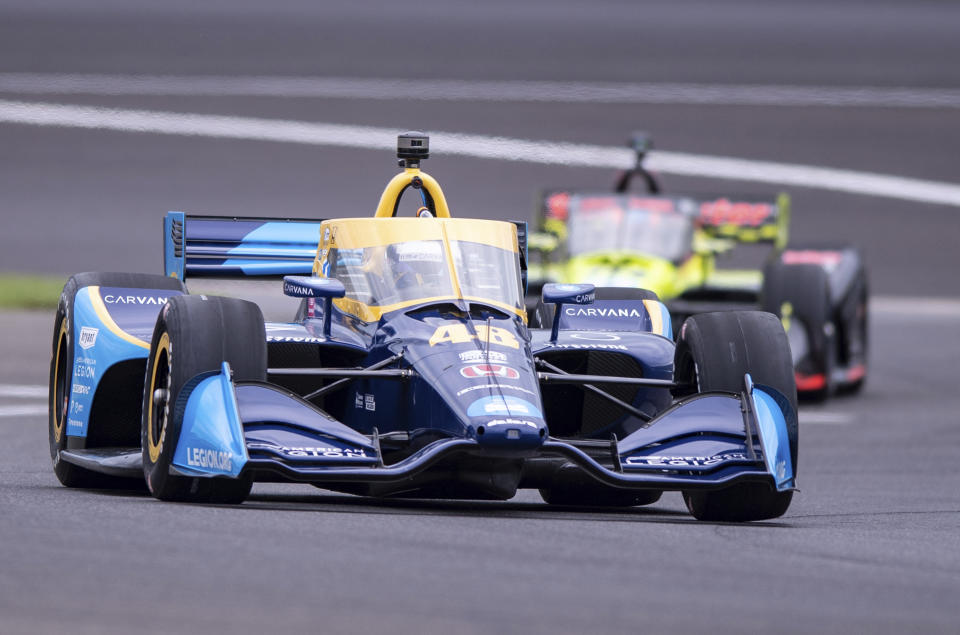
[694,193,790,248]
[163,212,529,286]
[538,190,790,249]
[539,190,694,223]
[163,212,323,280]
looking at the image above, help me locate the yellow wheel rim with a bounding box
[146,332,170,463]
[52,319,68,444]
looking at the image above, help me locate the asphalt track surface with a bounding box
[1,1,959,633]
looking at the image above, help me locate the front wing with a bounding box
[61,365,795,494]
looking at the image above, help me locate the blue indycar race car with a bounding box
[49,132,799,521]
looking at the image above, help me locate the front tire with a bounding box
[673,311,797,522]
[141,295,265,503]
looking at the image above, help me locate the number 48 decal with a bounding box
[429,324,519,349]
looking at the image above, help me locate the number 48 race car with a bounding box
[49,132,798,521]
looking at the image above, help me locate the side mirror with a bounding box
[542,283,595,342]
[283,276,346,299]
[283,276,346,338]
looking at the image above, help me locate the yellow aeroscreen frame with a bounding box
[311,217,524,323]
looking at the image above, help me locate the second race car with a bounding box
[527,133,869,401]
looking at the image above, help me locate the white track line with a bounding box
[1,99,960,208]
[0,385,47,398]
[0,405,47,418]
[2,74,959,109]
[872,296,960,318]
[799,412,853,425]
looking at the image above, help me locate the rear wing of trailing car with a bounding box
[163,212,324,280]
[694,193,790,248]
[537,190,789,249]
[163,211,529,284]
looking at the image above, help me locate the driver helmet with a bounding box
[386,241,445,291]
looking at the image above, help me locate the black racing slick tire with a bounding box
[762,262,834,401]
[141,295,265,504]
[673,311,798,522]
[49,272,185,488]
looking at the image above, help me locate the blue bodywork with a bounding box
[66,285,183,439]
[167,289,794,497]
[67,212,796,505]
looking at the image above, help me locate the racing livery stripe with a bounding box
[90,286,150,349]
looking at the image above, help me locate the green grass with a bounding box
[0,273,65,310]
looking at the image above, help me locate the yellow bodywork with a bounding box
[312,164,524,324]
[375,168,451,218]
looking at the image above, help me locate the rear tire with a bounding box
[673,311,797,522]
[49,272,185,488]
[762,262,834,401]
[141,295,264,503]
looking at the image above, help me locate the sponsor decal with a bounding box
[699,198,773,227]
[71,383,91,395]
[248,442,367,459]
[467,396,542,418]
[546,343,628,351]
[782,249,843,268]
[70,401,84,414]
[186,447,233,471]
[102,295,170,305]
[284,277,341,297]
[484,418,540,429]
[395,242,443,262]
[460,364,519,380]
[67,418,83,429]
[283,281,313,297]
[569,332,621,342]
[78,326,98,350]
[624,452,749,467]
[429,323,519,349]
[73,362,96,379]
[459,350,508,364]
[455,383,537,398]
[565,306,644,319]
[267,336,325,343]
[354,393,376,411]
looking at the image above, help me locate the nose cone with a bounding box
[475,417,547,450]
[469,395,548,451]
